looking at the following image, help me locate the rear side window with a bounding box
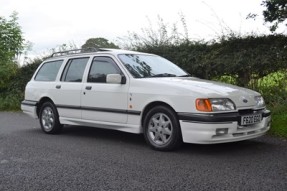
[88,57,121,83]
[35,60,63,81]
[61,57,89,82]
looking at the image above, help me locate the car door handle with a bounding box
[56,85,61,89]
[85,86,92,90]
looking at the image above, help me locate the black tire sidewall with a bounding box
[143,106,182,151]
[39,102,62,134]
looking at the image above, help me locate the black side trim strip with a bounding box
[21,100,38,106]
[56,105,81,110]
[82,106,127,114]
[56,105,141,115]
[178,112,239,123]
[127,110,141,115]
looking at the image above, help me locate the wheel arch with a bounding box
[141,101,183,151]
[141,101,178,127]
[36,97,55,117]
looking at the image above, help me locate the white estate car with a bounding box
[21,48,271,151]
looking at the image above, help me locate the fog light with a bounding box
[216,128,228,136]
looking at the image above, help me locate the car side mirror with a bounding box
[121,75,126,84]
[106,74,126,84]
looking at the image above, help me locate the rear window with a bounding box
[35,60,63,81]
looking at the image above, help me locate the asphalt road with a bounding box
[0,112,286,191]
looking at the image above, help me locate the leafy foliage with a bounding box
[10,57,43,94]
[81,37,119,49]
[0,61,18,90]
[0,93,22,111]
[209,34,287,86]
[0,57,43,110]
[0,12,24,64]
[0,12,24,92]
[252,71,287,105]
[120,15,189,50]
[132,34,287,88]
[262,0,287,32]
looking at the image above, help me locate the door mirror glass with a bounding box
[106,74,122,84]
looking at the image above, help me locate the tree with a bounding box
[0,12,24,64]
[262,0,287,32]
[81,37,119,50]
[0,12,24,91]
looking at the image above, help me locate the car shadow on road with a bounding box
[179,136,278,156]
[61,125,146,146]
[62,125,278,154]
[24,125,278,155]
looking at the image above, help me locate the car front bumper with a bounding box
[178,109,271,144]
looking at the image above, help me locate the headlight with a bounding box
[254,96,265,108]
[196,98,236,112]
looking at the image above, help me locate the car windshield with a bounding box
[118,54,189,78]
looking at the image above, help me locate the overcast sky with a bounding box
[1,0,272,58]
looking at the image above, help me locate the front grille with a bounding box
[238,108,264,115]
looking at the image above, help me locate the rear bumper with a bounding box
[21,100,38,119]
[178,110,271,144]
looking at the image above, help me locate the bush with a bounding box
[252,71,287,106]
[0,57,42,111]
[0,93,22,111]
[9,58,42,93]
[269,103,287,138]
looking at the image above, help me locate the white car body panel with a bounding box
[81,82,129,123]
[54,82,83,119]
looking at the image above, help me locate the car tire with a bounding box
[143,105,182,151]
[39,102,62,134]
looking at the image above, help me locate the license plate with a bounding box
[241,114,262,125]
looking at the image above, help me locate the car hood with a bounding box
[135,77,260,108]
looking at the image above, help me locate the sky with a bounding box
[1,0,273,59]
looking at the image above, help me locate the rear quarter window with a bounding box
[34,60,63,81]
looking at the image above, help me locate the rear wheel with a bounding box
[143,106,182,151]
[39,102,62,134]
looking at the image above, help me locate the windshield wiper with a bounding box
[178,74,192,77]
[151,73,177,77]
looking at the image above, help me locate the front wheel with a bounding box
[39,102,62,134]
[143,106,182,151]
